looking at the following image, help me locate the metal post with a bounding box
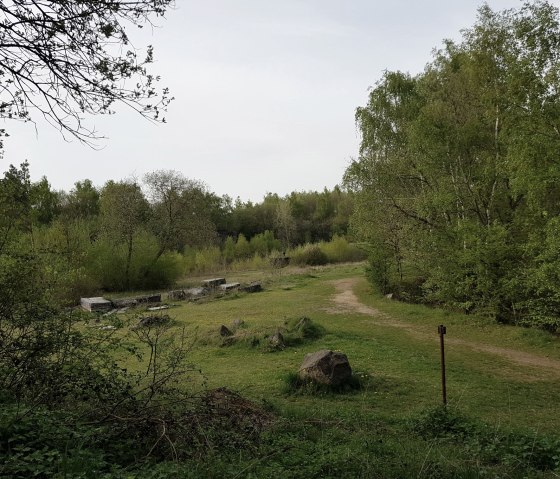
[438,324,447,405]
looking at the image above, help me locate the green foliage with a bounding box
[409,406,560,474]
[234,233,252,259]
[289,244,329,266]
[222,236,236,264]
[318,235,367,263]
[192,246,222,274]
[346,1,560,328]
[88,231,182,291]
[0,405,115,479]
[250,230,281,257]
[365,244,394,295]
[284,316,325,341]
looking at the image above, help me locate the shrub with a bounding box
[409,406,560,473]
[319,235,367,263]
[194,246,222,273]
[289,244,328,266]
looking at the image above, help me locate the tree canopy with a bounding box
[345,1,560,330]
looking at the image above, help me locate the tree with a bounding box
[61,179,100,220]
[0,0,173,145]
[30,176,60,225]
[274,199,296,249]
[0,162,31,253]
[99,180,149,289]
[346,1,560,326]
[144,169,216,263]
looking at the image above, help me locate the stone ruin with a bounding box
[81,277,262,313]
[80,293,161,313]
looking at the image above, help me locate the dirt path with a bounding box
[326,278,560,375]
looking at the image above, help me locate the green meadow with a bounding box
[115,262,560,478]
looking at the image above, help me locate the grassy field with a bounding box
[118,262,560,478]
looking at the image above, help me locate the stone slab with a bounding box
[185,287,207,298]
[219,282,240,291]
[202,278,226,288]
[80,297,112,312]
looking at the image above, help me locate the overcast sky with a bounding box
[2,0,523,202]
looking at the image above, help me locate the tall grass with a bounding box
[289,235,367,266]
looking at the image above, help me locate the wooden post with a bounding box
[438,324,447,405]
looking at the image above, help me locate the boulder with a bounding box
[232,319,245,329]
[185,287,207,299]
[242,282,262,293]
[269,331,285,349]
[168,289,187,300]
[220,325,233,337]
[298,350,352,386]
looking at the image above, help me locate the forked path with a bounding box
[327,278,560,375]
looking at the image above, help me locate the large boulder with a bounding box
[298,350,352,386]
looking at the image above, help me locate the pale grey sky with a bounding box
[3,0,523,201]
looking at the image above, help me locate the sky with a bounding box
[2,0,524,202]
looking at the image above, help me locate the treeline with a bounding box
[345,2,560,331]
[0,162,358,299]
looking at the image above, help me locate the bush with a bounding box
[409,406,560,473]
[87,231,182,291]
[318,235,367,263]
[193,246,222,274]
[289,244,328,266]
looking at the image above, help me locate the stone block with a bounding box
[80,297,112,312]
[219,282,240,291]
[202,278,226,288]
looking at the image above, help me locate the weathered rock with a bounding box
[220,282,240,292]
[80,297,112,312]
[242,282,262,293]
[136,294,161,304]
[220,325,233,337]
[202,278,226,288]
[269,331,285,349]
[111,298,137,308]
[232,319,245,329]
[168,289,187,300]
[185,287,207,299]
[298,350,352,386]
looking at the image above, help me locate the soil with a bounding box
[326,278,560,375]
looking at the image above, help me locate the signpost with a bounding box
[438,324,447,405]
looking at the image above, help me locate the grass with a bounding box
[93,262,560,476]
